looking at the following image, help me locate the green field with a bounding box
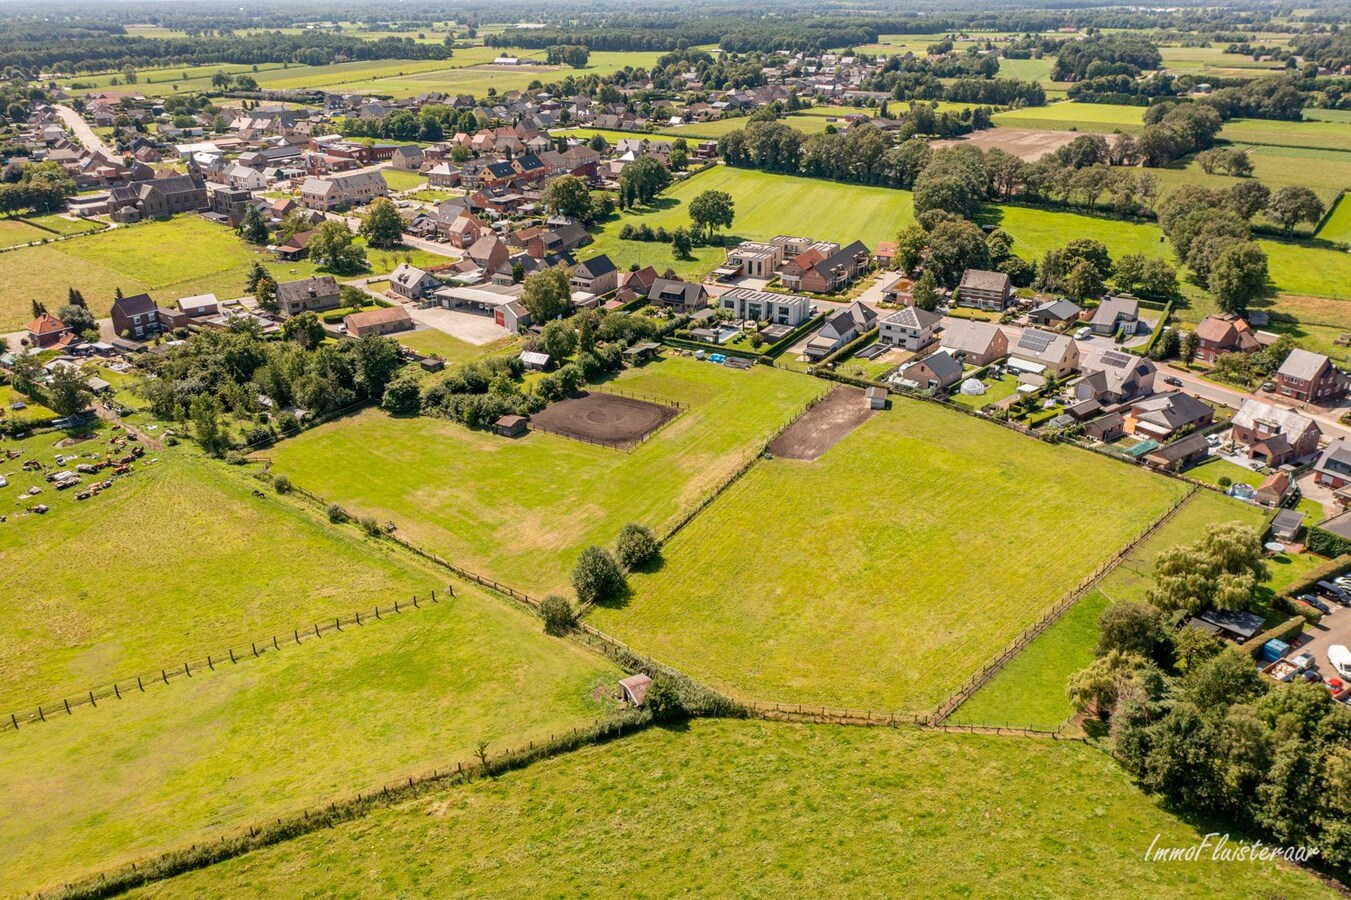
[1152,144,1351,211]
[396,328,517,364]
[947,590,1110,730]
[588,401,1188,711]
[993,101,1146,133]
[381,168,428,192]
[1219,116,1351,152]
[0,217,450,331]
[126,719,1337,899]
[0,432,458,708]
[1318,193,1351,244]
[265,357,824,596]
[0,582,618,894]
[0,214,101,248]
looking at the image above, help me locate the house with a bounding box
[1274,349,1349,404]
[571,256,619,295]
[276,229,316,261]
[388,263,440,301]
[647,278,709,313]
[866,386,887,409]
[618,673,651,707]
[110,293,161,339]
[426,162,460,188]
[880,275,914,305]
[1090,296,1139,337]
[940,320,1007,367]
[1269,508,1305,542]
[874,241,898,268]
[1027,298,1082,327]
[718,288,812,327]
[956,269,1012,311]
[1194,312,1261,364]
[1231,400,1321,467]
[1256,471,1293,509]
[1125,391,1214,440]
[276,275,341,316]
[879,306,940,351]
[1314,438,1351,492]
[495,414,528,437]
[26,312,71,348]
[1008,330,1079,379]
[1085,412,1126,442]
[443,213,485,249]
[543,222,591,253]
[390,145,425,170]
[177,293,219,318]
[805,302,877,360]
[798,241,871,294]
[720,240,784,280]
[343,305,413,338]
[224,164,267,191]
[898,350,963,392]
[465,234,511,275]
[1143,431,1210,472]
[299,171,388,211]
[1069,351,1157,406]
[496,299,531,332]
[107,173,208,221]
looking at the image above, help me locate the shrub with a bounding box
[643,675,687,722]
[359,515,383,537]
[616,523,659,568]
[273,473,292,494]
[223,451,247,466]
[1217,475,1232,488]
[327,503,347,524]
[571,545,626,604]
[539,594,576,636]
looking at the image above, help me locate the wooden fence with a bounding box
[929,485,1201,725]
[1,587,449,733]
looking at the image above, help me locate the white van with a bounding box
[1075,326,1092,340]
[1328,645,1351,679]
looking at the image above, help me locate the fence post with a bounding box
[295,629,301,644]
[252,641,258,657]
[64,699,71,715]
[208,655,214,670]
[114,684,120,699]
[162,669,169,684]
[89,690,96,707]
[184,662,191,677]
[229,649,236,664]
[137,676,143,692]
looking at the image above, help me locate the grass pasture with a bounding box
[1318,192,1351,244]
[0,433,445,709]
[264,356,824,596]
[126,719,1337,899]
[589,400,1189,712]
[1219,116,1351,152]
[1152,144,1351,211]
[0,579,618,894]
[992,101,1146,133]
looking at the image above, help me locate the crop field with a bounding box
[0,579,618,894]
[265,357,824,596]
[588,401,1188,711]
[1159,45,1287,76]
[127,719,1337,899]
[0,433,454,708]
[0,218,450,331]
[1219,116,1351,152]
[992,101,1146,133]
[1151,144,1351,211]
[1318,193,1351,244]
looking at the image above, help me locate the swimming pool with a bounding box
[708,353,727,364]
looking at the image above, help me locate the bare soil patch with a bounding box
[768,386,876,461]
[530,391,677,450]
[932,127,1098,162]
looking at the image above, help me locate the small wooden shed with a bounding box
[495,414,528,437]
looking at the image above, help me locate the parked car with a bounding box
[1329,645,1351,679]
[1163,376,1183,387]
[1302,594,1333,615]
[1074,326,1092,340]
[1261,381,1276,392]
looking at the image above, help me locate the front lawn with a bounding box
[589,399,1189,711]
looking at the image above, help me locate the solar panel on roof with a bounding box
[1018,330,1053,353]
[1099,350,1133,368]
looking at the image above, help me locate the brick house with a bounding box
[956,269,1012,311]
[898,349,963,391]
[110,293,162,339]
[26,312,71,348]
[344,305,413,337]
[940,320,1007,367]
[1193,312,1260,364]
[798,241,871,294]
[276,275,341,316]
[1274,349,1349,404]
[1314,438,1351,492]
[1231,399,1321,466]
[108,173,208,222]
[299,171,388,211]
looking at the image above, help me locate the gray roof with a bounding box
[958,268,1011,293]
[941,320,1004,355]
[1148,431,1210,462]
[1090,296,1138,327]
[1131,391,1212,430]
[884,306,940,329]
[914,349,962,381]
[276,275,339,305]
[1276,348,1331,382]
[1232,399,1317,438]
[1030,298,1082,321]
[574,254,616,278]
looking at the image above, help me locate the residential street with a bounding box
[54,104,115,156]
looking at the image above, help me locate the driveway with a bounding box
[407,304,509,345]
[1285,599,1351,687]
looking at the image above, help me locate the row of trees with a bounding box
[0,160,76,216]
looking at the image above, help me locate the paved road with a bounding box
[55,104,115,156]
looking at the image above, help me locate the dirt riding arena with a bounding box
[768,386,877,461]
[931,128,1108,162]
[529,391,678,450]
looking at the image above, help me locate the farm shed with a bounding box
[619,673,652,707]
[495,415,528,437]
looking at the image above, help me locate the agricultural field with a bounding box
[1218,116,1351,152]
[1159,44,1289,76]
[0,218,450,332]
[588,400,1189,711]
[1318,193,1351,245]
[992,100,1146,133]
[126,719,1338,899]
[656,112,839,140]
[264,356,824,596]
[0,579,618,895]
[1151,144,1351,212]
[0,431,450,708]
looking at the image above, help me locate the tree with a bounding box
[359,197,403,248]
[894,223,927,274]
[571,545,626,604]
[45,364,92,418]
[643,675,687,722]
[238,205,270,245]
[1210,241,1268,315]
[616,523,659,568]
[57,303,97,338]
[308,220,366,271]
[687,189,734,242]
[671,227,693,259]
[353,335,403,400]
[521,265,572,324]
[380,373,422,415]
[539,594,576,636]
[911,269,940,312]
[925,219,990,288]
[1064,258,1105,301]
[540,174,591,222]
[282,311,326,350]
[1268,186,1324,235]
[1067,650,1156,719]
[617,156,671,207]
[8,351,42,396]
[1226,180,1270,221]
[539,318,577,360]
[1095,601,1161,657]
[255,274,278,311]
[1149,522,1269,614]
[189,393,227,456]
[66,288,87,309]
